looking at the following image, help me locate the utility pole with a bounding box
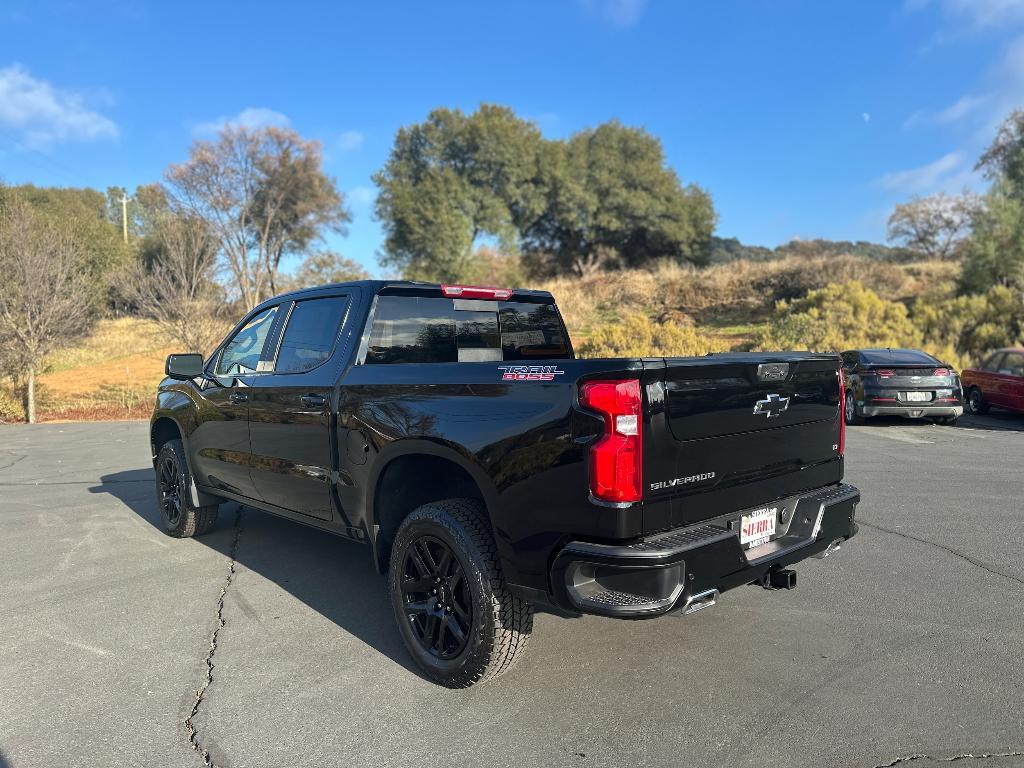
[119,192,130,244]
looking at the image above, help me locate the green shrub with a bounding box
[755,281,921,352]
[577,313,729,358]
[913,285,1024,369]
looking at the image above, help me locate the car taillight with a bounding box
[933,368,950,377]
[874,369,895,378]
[441,284,513,300]
[580,379,643,504]
[838,368,846,457]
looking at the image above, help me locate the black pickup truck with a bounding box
[151,280,859,687]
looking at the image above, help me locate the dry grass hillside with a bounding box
[1,318,173,422]
[540,257,956,349]
[0,256,957,422]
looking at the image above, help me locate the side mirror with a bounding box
[166,353,204,381]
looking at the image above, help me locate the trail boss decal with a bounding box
[650,471,716,491]
[498,365,565,381]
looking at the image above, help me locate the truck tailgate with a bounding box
[641,353,843,533]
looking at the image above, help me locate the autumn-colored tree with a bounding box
[119,215,229,354]
[166,125,350,308]
[886,192,981,261]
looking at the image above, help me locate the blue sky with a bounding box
[2,0,1023,276]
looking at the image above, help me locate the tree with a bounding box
[958,185,1024,294]
[6,184,130,309]
[373,105,544,281]
[977,108,1024,194]
[0,192,97,422]
[520,121,716,276]
[886,192,980,261]
[282,250,369,291]
[166,125,350,308]
[118,214,229,354]
[105,183,170,242]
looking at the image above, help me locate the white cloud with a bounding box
[348,185,375,206]
[862,112,871,122]
[580,0,648,27]
[907,0,1024,29]
[192,107,290,136]
[0,63,118,148]
[879,151,977,193]
[337,130,364,152]
[903,94,991,129]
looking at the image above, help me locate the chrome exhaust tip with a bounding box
[680,588,720,615]
[812,539,843,559]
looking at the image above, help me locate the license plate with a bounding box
[740,507,777,548]
[904,391,930,402]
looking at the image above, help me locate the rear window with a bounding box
[365,296,569,365]
[860,349,938,365]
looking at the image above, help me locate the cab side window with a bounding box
[216,305,279,376]
[274,297,349,373]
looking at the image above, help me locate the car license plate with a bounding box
[904,391,930,402]
[740,506,777,548]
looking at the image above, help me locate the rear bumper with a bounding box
[549,483,859,618]
[861,404,963,418]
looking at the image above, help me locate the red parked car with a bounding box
[961,347,1024,416]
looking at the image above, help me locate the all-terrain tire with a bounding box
[388,498,533,688]
[155,439,219,538]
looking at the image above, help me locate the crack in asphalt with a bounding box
[858,520,1024,588]
[0,451,27,472]
[874,750,1024,766]
[185,506,244,768]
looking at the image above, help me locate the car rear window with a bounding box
[365,296,570,364]
[860,349,938,365]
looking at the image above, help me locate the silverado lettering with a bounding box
[650,471,716,490]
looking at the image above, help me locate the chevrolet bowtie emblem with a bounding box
[753,393,790,418]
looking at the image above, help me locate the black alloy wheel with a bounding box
[158,453,184,529]
[400,536,472,660]
[154,439,219,538]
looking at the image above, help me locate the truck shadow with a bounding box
[90,468,423,678]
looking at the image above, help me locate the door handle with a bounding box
[301,394,327,408]
[229,391,248,404]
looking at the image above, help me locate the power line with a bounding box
[0,126,95,187]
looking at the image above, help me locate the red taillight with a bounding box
[933,368,950,377]
[838,369,846,457]
[874,369,895,378]
[580,379,643,504]
[441,284,513,300]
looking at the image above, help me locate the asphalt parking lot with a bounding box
[1,416,1023,768]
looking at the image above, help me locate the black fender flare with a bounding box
[365,438,518,583]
